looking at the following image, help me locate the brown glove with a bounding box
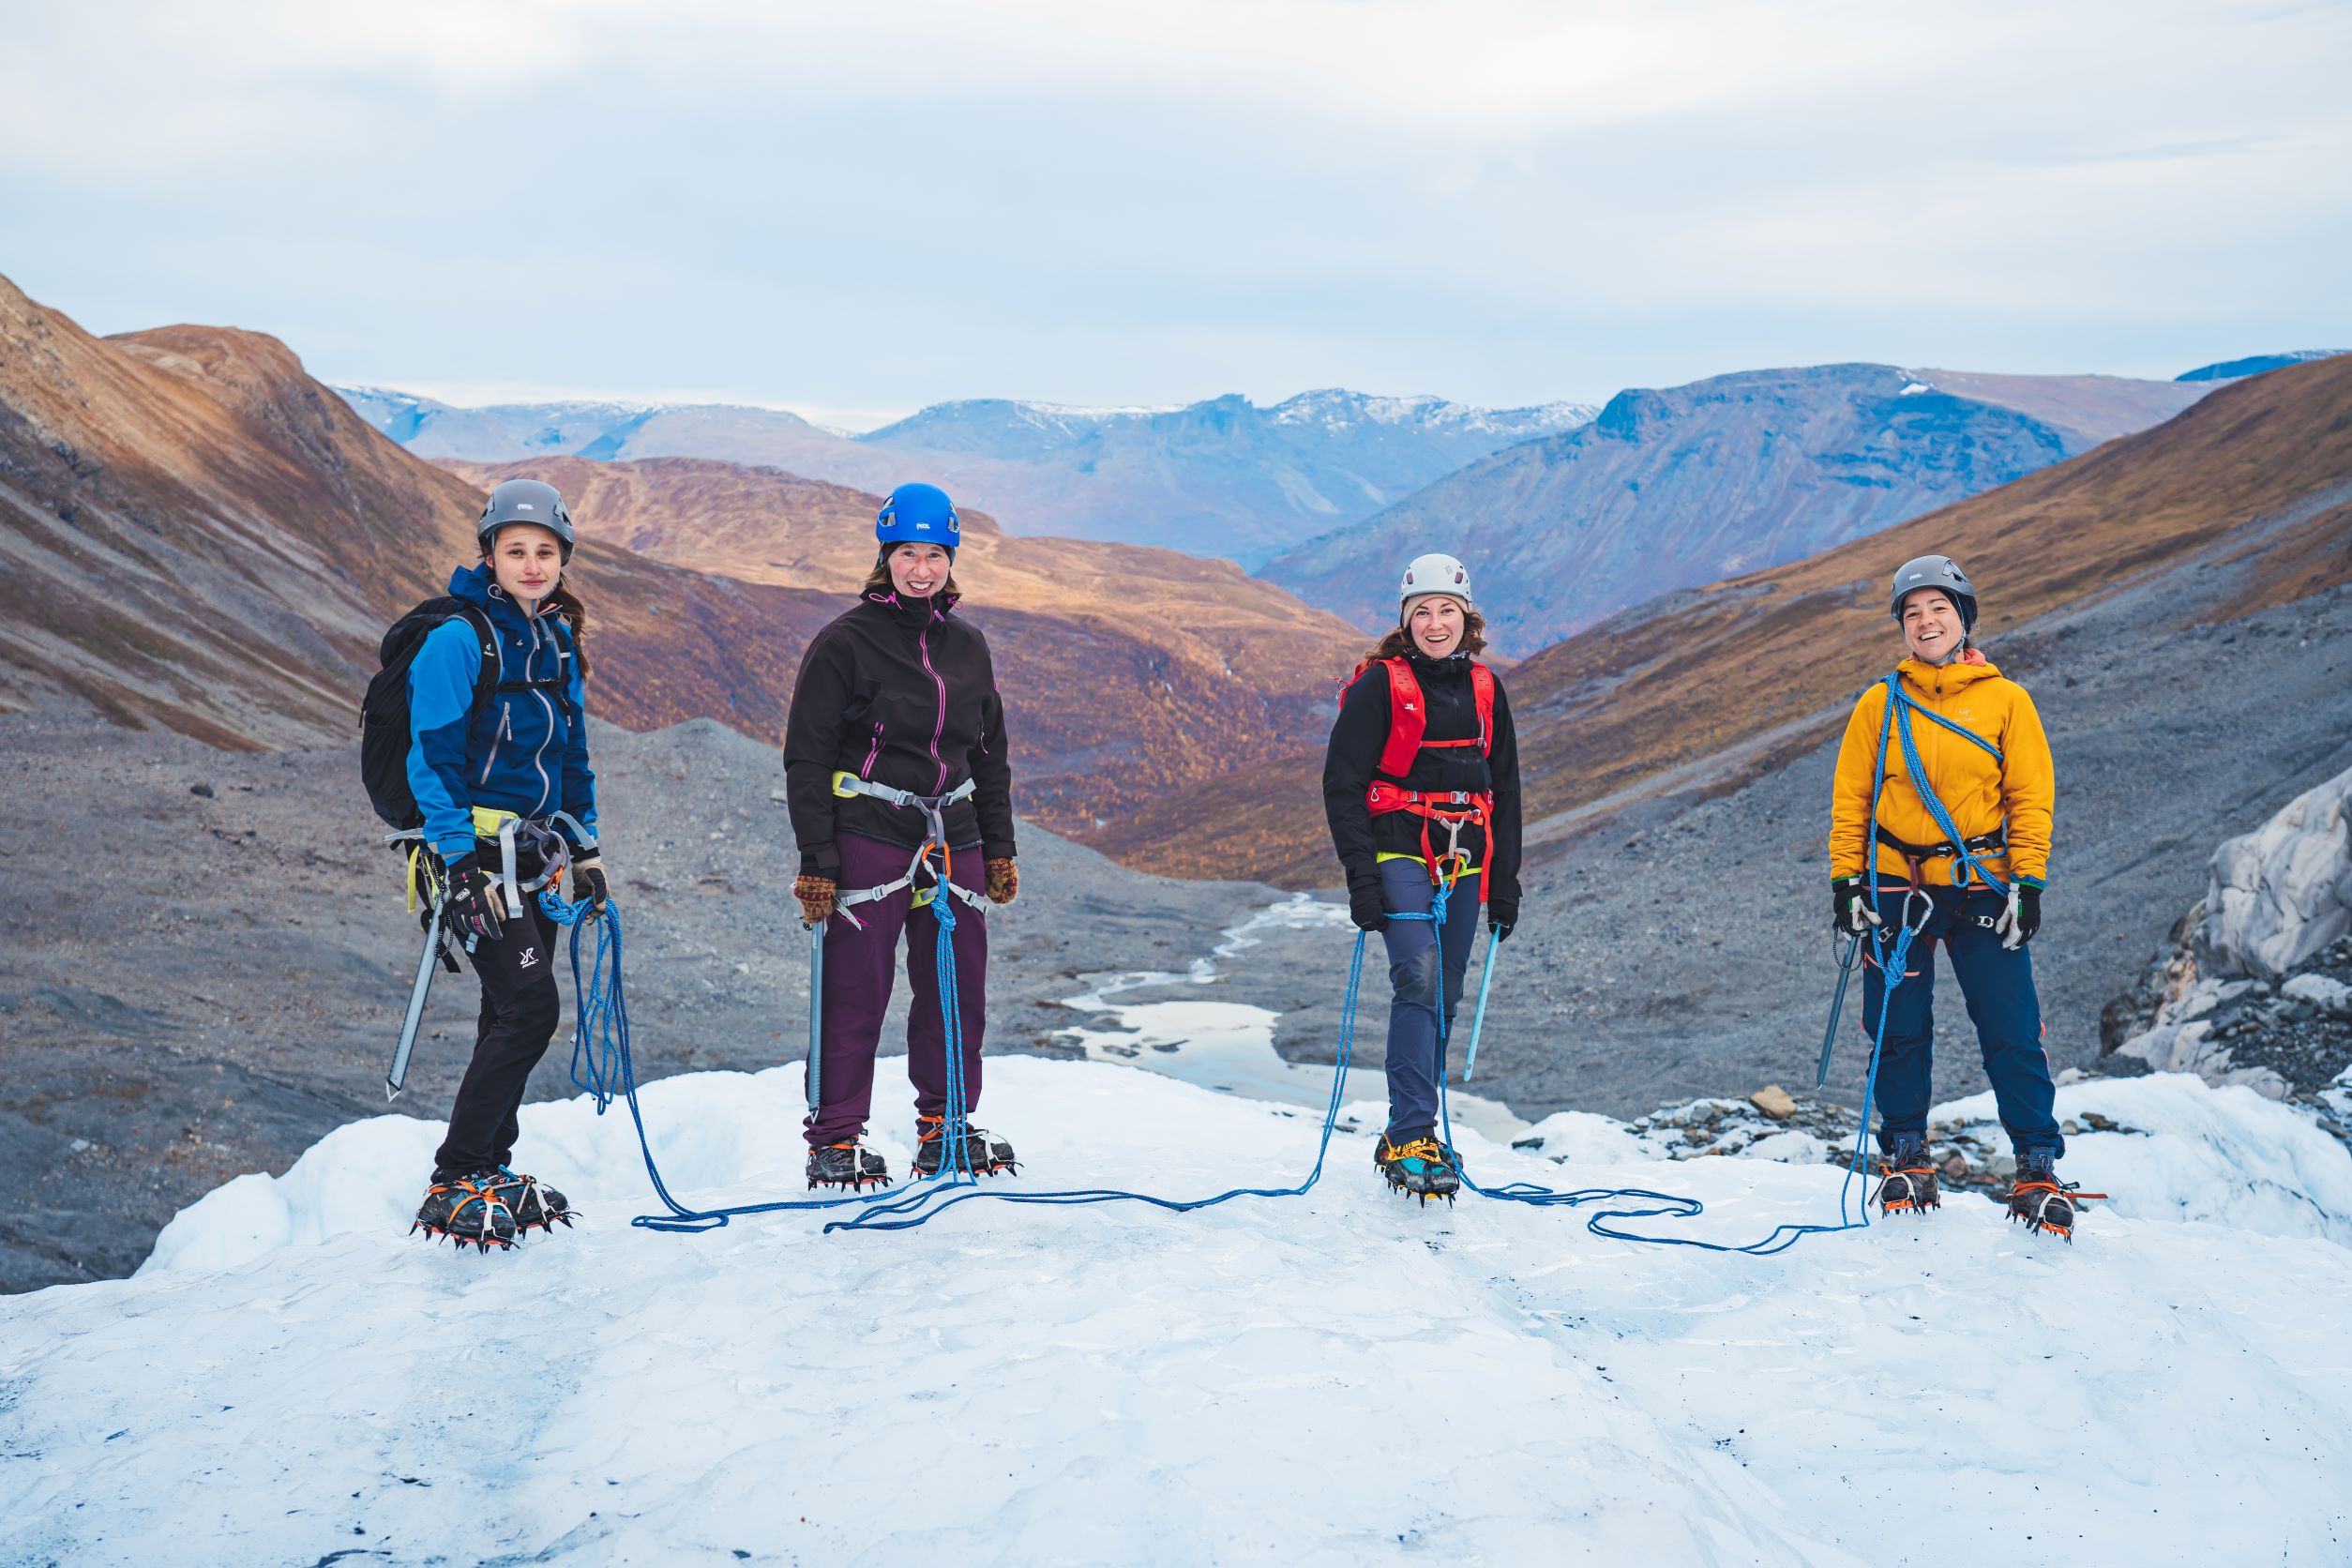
[984,857,1018,906]
[793,874,837,927]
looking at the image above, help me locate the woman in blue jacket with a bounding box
[404,478,607,1250]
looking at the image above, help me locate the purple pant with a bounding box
[806,831,989,1148]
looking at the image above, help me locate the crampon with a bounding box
[1875,1152,1942,1216]
[485,1168,576,1233]
[412,1171,518,1252]
[2008,1175,2105,1242]
[912,1115,1018,1179]
[807,1141,893,1192]
[1375,1134,1460,1206]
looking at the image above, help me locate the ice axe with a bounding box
[1815,931,1862,1087]
[385,898,460,1101]
[1460,929,1500,1082]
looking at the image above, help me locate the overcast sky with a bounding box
[3,1,2346,428]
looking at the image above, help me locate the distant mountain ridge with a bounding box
[1260,362,2216,649]
[2177,351,2347,383]
[339,384,1597,568]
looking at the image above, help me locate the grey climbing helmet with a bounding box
[478,478,575,561]
[1889,553,1976,630]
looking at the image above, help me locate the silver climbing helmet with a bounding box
[1398,551,1472,624]
[1889,553,1976,630]
[478,478,576,561]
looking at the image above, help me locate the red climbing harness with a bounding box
[1356,656,1497,896]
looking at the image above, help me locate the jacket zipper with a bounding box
[476,622,509,786]
[480,706,510,786]
[918,613,948,792]
[524,614,556,814]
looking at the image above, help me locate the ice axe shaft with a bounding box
[805,914,826,1111]
[386,900,448,1101]
[1816,932,1862,1087]
[1461,929,1500,1082]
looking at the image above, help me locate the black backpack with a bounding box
[358,597,501,829]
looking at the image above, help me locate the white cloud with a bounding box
[1,0,2345,407]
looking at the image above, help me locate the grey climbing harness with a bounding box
[825,774,991,928]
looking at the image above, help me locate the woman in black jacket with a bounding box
[782,484,1020,1190]
[1322,551,1522,1203]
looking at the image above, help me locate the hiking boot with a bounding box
[1876,1144,1941,1216]
[1375,1132,1460,1205]
[484,1168,575,1232]
[912,1115,1018,1179]
[413,1170,518,1251]
[2008,1154,2091,1242]
[807,1141,892,1191]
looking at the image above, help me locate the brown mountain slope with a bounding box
[0,274,1362,841]
[445,455,1370,827]
[1096,353,2352,885]
[0,273,845,754]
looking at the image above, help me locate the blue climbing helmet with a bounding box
[1889,553,1977,631]
[876,483,959,551]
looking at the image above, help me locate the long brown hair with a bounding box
[544,580,589,676]
[861,549,962,601]
[1355,606,1488,672]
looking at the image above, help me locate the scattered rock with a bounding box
[1749,1084,1798,1120]
[188,782,214,798]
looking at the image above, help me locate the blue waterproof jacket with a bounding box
[405,563,597,862]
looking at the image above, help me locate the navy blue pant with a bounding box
[1859,882,2063,1160]
[1377,859,1481,1139]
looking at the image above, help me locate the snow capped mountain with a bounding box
[1261,362,2219,646]
[341,384,1599,567]
[1264,387,1597,438]
[11,1055,2351,1564]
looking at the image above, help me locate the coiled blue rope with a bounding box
[543,883,996,1232]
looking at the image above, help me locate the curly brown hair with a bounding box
[1356,606,1487,671]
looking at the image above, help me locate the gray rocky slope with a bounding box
[8,543,2348,1293]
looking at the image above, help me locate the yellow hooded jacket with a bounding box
[1828,653,2053,888]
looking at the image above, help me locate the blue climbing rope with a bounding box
[541,878,1000,1232]
[821,915,1369,1234]
[1395,729,1949,1253]
[545,666,1978,1249]
[1872,673,2009,905]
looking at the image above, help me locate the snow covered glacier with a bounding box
[5,1059,2351,1566]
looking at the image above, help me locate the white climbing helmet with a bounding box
[1398,552,1471,626]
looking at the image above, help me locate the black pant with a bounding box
[432,900,562,1177]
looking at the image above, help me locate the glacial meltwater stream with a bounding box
[1055,894,1530,1143]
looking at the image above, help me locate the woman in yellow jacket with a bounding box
[1829,554,2080,1238]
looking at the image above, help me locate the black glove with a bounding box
[1832,876,1882,937]
[1488,897,1519,942]
[441,852,505,945]
[1996,882,2042,950]
[573,853,610,913]
[1347,879,1388,933]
